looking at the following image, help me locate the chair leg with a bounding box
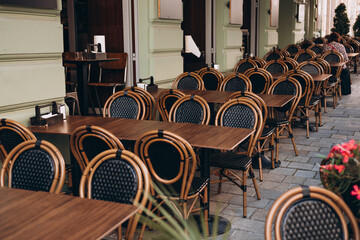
[202,186,209,236]
[338,82,342,100]
[287,125,298,156]
[323,94,327,113]
[257,141,263,182]
[333,92,337,109]
[94,86,103,115]
[117,225,122,240]
[250,166,261,200]
[242,169,247,218]
[305,108,309,139]
[315,106,319,132]
[218,169,223,194]
[275,127,280,164]
[270,134,275,169]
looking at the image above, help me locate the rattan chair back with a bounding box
[172,72,205,90]
[198,67,224,90]
[297,61,324,75]
[294,49,317,63]
[169,95,210,125]
[0,139,65,193]
[70,125,125,172]
[308,44,323,55]
[299,39,315,49]
[284,44,301,56]
[284,70,314,105]
[321,50,344,63]
[156,89,186,122]
[124,86,156,120]
[313,37,327,44]
[314,58,331,74]
[233,58,257,73]
[79,149,150,240]
[103,90,146,119]
[347,40,360,53]
[219,73,252,92]
[265,186,360,240]
[248,56,267,68]
[343,43,354,53]
[215,98,263,156]
[244,67,273,94]
[0,118,36,163]
[264,60,289,73]
[263,50,284,61]
[279,57,299,71]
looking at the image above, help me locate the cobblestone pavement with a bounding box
[213,72,360,239]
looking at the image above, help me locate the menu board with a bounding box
[0,0,57,9]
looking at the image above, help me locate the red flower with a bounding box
[333,164,345,174]
[351,185,360,200]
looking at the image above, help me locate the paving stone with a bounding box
[221,204,256,218]
[228,229,264,240]
[251,209,269,222]
[260,173,286,182]
[270,167,296,176]
[303,178,322,186]
[331,134,348,139]
[294,170,316,178]
[211,193,236,203]
[209,201,228,215]
[288,162,315,170]
[286,156,310,163]
[283,175,306,185]
[259,181,291,192]
[257,188,283,200]
[230,217,266,233]
[301,146,321,152]
[229,196,270,209]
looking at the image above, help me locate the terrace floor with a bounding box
[214,71,360,239]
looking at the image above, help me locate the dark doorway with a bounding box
[242,0,251,55]
[182,0,206,72]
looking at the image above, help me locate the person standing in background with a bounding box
[323,32,351,95]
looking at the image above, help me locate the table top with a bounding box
[309,73,332,82]
[329,62,347,67]
[30,116,254,151]
[150,88,294,107]
[64,57,120,64]
[0,187,139,240]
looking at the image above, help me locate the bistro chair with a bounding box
[124,86,156,120]
[70,125,125,172]
[313,36,327,44]
[219,73,252,92]
[87,53,128,115]
[343,43,354,54]
[286,69,320,138]
[248,56,267,68]
[0,118,36,164]
[308,44,323,55]
[298,39,315,49]
[263,49,284,61]
[134,130,209,223]
[197,66,224,90]
[169,95,210,125]
[265,186,360,240]
[264,60,288,74]
[172,72,205,90]
[233,58,257,73]
[279,57,299,71]
[0,139,65,194]
[79,149,150,240]
[347,39,360,53]
[267,77,302,162]
[279,49,290,58]
[103,90,146,120]
[244,67,273,94]
[227,91,275,180]
[210,98,262,217]
[294,49,317,63]
[283,44,301,57]
[156,89,186,122]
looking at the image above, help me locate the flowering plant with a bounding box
[320,140,360,216]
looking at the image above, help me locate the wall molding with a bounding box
[0,6,60,16]
[0,53,62,62]
[0,97,64,114]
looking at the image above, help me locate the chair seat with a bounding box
[160,177,209,197]
[266,118,289,127]
[210,151,252,171]
[298,98,320,107]
[261,126,275,138]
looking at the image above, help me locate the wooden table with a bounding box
[310,73,332,82]
[0,187,138,240]
[64,53,120,116]
[329,62,347,67]
[30,115,254,234]
[150,89,295,108]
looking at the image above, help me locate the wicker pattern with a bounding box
[11,149,55,192]
[235,62,256,73]
[286,46,299,55]
[109,96,139,119]
[266,63,286,73]
[300,65,320,74]
[211,151,252,170]
[223,105,255,128]
[0,129,24,156]
[91,159,137,204]
[202,72,220,90]
[223,77,248,91]
[324,53,341,63]
[265,52,282,61]
[249,74,267,93]
[82,136,112,161]
[273,81,297,96]
[296,53,313,63]
[177,76,199,90]
[174,101,204,124]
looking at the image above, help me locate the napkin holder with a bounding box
[138,76,158,92]
[30,102,63,127]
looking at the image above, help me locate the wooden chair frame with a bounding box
[124,86,156,120]
[0,139,65,194]
[298,39,315,49]
[233,58,257,73]
[308,44,323,55]
[294,49,317,63]
[156,89,186,122]
[0,118,36,164]
[70,125,124,172]
[212,98,263,217]
[264,60,289,73]
[168,95,211,125]
[244,67,273,94]
[79,149,150,240]
[263,50,284,61]
[134,130,208,232]
[103,90,146,120]
[248,56,267,68]
[265,186,360,240]
[219,73,252,92]
[172,72,205,90]
[313,37,327,44]
[267,77,302,163]
[198,67,224,90]
[279,57,299,71]
[283,44,301,57]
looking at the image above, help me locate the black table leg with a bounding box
[197,148,231,235]
[76,63,89,116]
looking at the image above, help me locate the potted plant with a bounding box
[320,140,360,220]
